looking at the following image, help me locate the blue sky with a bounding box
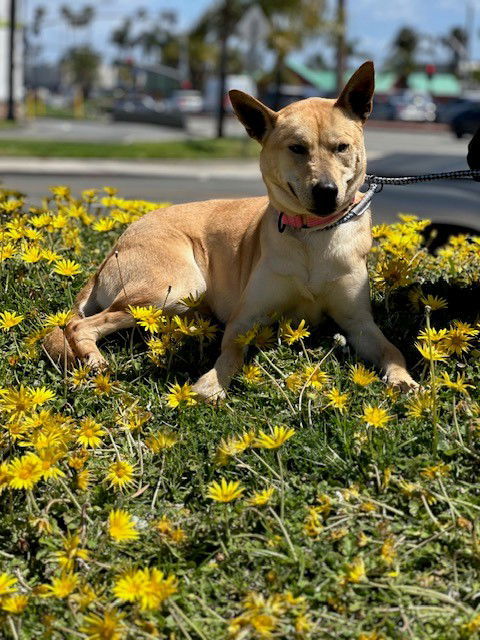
[26,0,480,68]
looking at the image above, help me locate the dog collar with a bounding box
[277,194,364,233]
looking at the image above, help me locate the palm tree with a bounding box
[260,0,326,108]
[386,26,419,87]
[442,27,468,75]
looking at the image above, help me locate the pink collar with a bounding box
[277,195,362,231]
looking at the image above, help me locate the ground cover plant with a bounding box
[0,186,480,639]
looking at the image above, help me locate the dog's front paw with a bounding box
[192,370,227,404]
[384,369,418,392]
[86,352,108,372]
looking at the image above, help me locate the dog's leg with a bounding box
[327,271,417,391]
[193,270,290,402]
[65,309,136,370]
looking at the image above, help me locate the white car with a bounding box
[168,90,204,113]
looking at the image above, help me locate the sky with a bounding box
[24,0,480,69]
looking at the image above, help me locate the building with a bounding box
[0,0,24,118]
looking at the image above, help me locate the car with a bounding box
[388,91,436,122]
[450,105,480,138]
[166,90,204,113]
[112,94,185,128]
[436,98,477,124]
[370,97,396,120]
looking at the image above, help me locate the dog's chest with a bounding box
[285,231,357,300]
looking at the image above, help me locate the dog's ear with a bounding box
[229,90,277,143]
[335,61,375,122]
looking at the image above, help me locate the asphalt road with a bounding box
[1,125,478,230]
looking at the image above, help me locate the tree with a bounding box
[62,46,100,99]
[442,27,468,75]
[111,18,133,59]
[386,26,419,87]
[260,0,326,108]
[60,5,95,29]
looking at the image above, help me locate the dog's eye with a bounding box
[288,144,307,155]
[337,143,349,153]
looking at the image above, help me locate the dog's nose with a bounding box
[311,181,338,216]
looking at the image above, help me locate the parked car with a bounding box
[450,105,480,138]
[112,94,185,128]
[389,91,437,122]
[436,98,477,124]
[370,97,395,120]
[166,90,203,113]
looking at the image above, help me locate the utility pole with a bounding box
[216,0,231,139]
[335,0,346,95]
[6,0,17,120]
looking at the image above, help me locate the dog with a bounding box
[44,61,417,400]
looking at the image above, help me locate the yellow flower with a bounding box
[421,463,449,479]
[406,391,432,418]
[207,478,244,502]
[45,573,79,598]
[128,305,163,332]
[380,537,396,566]
[304,507,323,537]
[71,364,91,387]
[417,327,448,342]
[0,310,24,331]
[254,425,295,449]
[242,364,263,384]
[420,294,447,311]
[44,310,74,327]
[166,382,197,408]
[77,469,91,491]
[281,319,310,345]
[93,373,112,395]
[106,460,135,490]
[325,387,349,413]
[8,453,43,490]
[77,418,104,448]
[342,556,366,584]
[113,570,145,602]
[154,516,187,544]
[21,245,43,263]
[50,185,71,200]
[93,218,117,232]
[443,328,473,356]
[53,258,82,277]
[180,292,206,308]
[302,365,329,390]
[439,372,474,395]
[247,487,275,506]
[146,432,178,452]
[1,594,28,614]
[113,568,177,611]
[350,364,379,386]
[235,324,259,347]
[29,386,55,406]
[462,613,480,634]
[361,404,392,429]
[415,341,449,362]
[81,609,125,640]
[108,509,139,542]
[0,572,17,596]
[53,533,89,571]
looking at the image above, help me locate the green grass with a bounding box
[0,137,259,159]
[1,188,480,639]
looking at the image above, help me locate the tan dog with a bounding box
[44,61,417,400]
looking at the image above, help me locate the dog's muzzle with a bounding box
[310,181,338,216]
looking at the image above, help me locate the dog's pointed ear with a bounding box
[229,90,277,143]
[335,61,375,122]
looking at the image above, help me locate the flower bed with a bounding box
[1,186,480,639]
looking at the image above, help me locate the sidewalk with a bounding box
[0,152,385,180]
[0,157,262,180]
